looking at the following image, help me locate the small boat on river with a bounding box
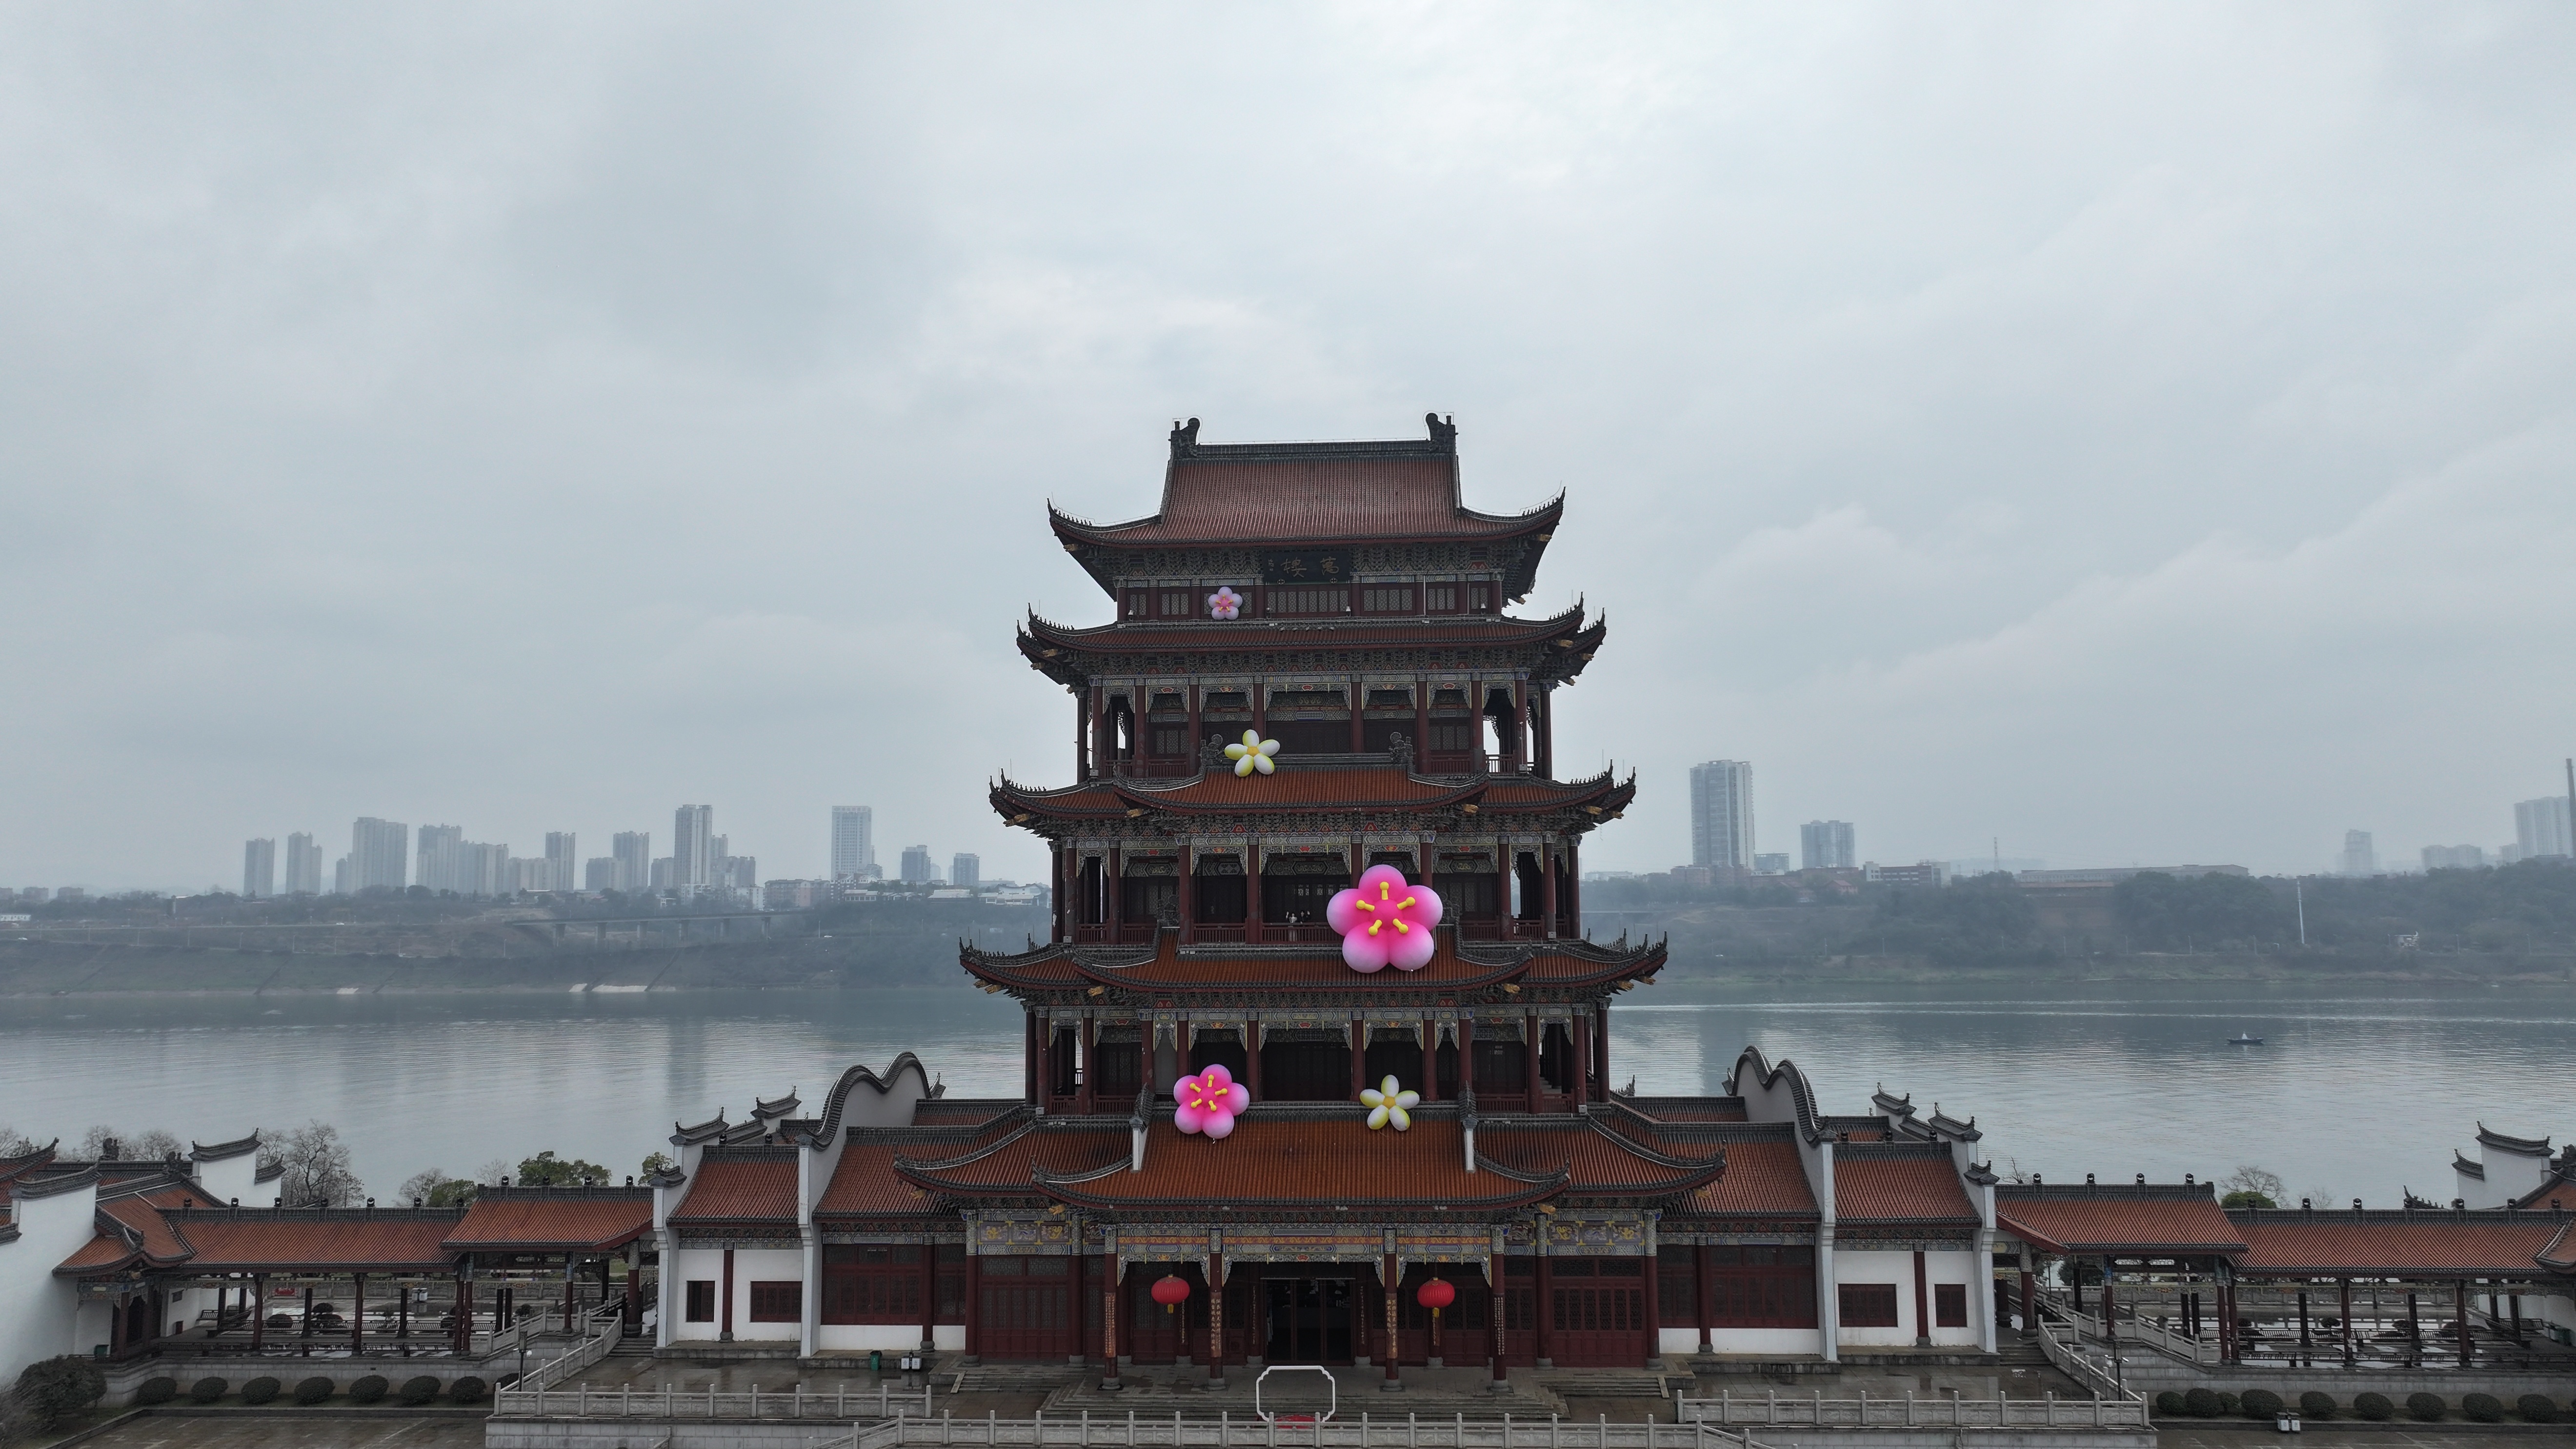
[2228,1032,2265,1046]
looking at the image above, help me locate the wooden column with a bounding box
[721,1248,735,1341]
[2338,1278,2354,1362]
[1075,693,1088,782]
[1460,1016,1477,1098]
[963,1253,983,1364]
[1541,849,1558,940]
[1187,683,1202,768]
[1349,1020,1367,1100]
[1035,1012,1052,1113]
[1509,679,1528,770]
[450,1274,466,1353]
[1079,1016,1098,1115]
[1105,851,1122,938]
[1595,1011,1610,1098]
[1178,854,1195,944]
[1494,851,1512,937]
[1572,1010,1590,1108]
[353,1273,366,1354]
[1536,685,1553,777]
[1024,1012,1039,1103]
[1524,1015,1541,1108]
[1491,1268,1508,1382]
[1101,1258,1121,1386]
[2018,1268,2034,1339]
[919,1245,937,1353]
[1206,1249,1225,1384]
[1382,1253,1401,1383]
[2097,1257,2114,1349]
[1051,849,1067,944]
[1694,1244,1712,1354]
[1349,677,1365,753]
[1419,1018,1438,1103]
[2454,1281,2471,1366]
[1535,1254,1555,1368]
[1246,1020,1263,1102]
[1251,682,1267,750]
[1640,1251,1661,1368]
[1412,681,1429,767]
[1565,840,1580,937]
[1912,1251,1929,1347]
[253,1276,267,1351]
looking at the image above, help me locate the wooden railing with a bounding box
[497,1380,934,1421]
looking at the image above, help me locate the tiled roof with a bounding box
[1833,1152,1976,1224]
[670,1154,798,1223]
[912,1099,1023,1127]
[1474,1119,1725,1200]
[2231,1215,2565,1275]
[1683,1139,1815,1217]
[445,1191,652,1250]
[818,1143,942,1215]
[1019,1116,1562,1211]
[2541,1221,2574,1272]
[74,1210,467,1273]
[1023,607,1594,657]
[56,1233,135,1271]
[1051,457,1555,549]
[994,765,1629,822]
[900,1122,1130,1194]
[1996,1190,2245,1254]
[1624,1099,1749,1124]
[100,1187,195,1261]
[962,933,1666,999]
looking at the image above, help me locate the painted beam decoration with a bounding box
[1259,549,1352,584]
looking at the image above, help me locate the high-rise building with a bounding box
[2514,797,2572,860]
[242,839,275,899]
[1689,761,1755,871]
[832,806,875,880]
[284,832,322,895]
[900,845,936,884]
[351,817,408,892]
[1752,852,1789,876]
[951,853,981,889]
[2337,829,2377,878]
[584,858,616,892]
[545,832,577,894]
[674,805,714,888]
[651,857,676,890]
[612,831,651,892]
[417,825,465,894]
[1799,820,1855,871]
[461,841,510,896]
[332,855,355,895]
[2422,844,2486,871]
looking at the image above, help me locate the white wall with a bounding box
[1702,1327,1825,1356]
[664,1246,805,1342]
[0,1180,102,1379]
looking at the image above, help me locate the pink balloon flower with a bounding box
[1173,1063,1249,1139]
[1325,864,1445,973]
[1206,586,1243,621]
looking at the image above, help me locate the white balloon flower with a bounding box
[1359,1075,1420,1132]
[1223,729,1281,777]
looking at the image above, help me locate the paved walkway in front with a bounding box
[49,1417,481,1449]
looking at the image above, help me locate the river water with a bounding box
[2,980,2567,1207]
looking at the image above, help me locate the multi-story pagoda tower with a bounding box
[981,413,1656,1118]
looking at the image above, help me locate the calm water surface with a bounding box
[1,981,2567,1206]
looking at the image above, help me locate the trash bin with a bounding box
[870,1349,883,1373]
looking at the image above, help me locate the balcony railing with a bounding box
[1070,920,1571,946]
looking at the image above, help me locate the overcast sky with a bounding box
[6,3,2574,891]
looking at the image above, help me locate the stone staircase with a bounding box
[1535,1372,1679,1400]
[952,1362,1095,1395]
[1041,1366,1570,1419]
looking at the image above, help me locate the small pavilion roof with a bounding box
[960,932,1665,1001]
[668,1151,798,1224]
[2229,1210,2569,1278]
[444,1187,653,1252]
[62,1207,466,1276]
[1832,1148,1978,1225]
[1996,1184,2246,1255]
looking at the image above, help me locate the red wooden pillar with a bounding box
[1493,853,1512,937]
[1490,1269,1507,1383]
[2096,1257,2113,1349]
[1050,849,1066,944]
[1535,1254,1555,1368]
[1694,1245,1713,1354]
[1565,840,1580,936]
[1419,1018,1438,1103]
[1509,679,1528,769]
[1382,1253,1401,1383]
[1541,849,1558,939]
[1411,681,1429,767]
[1349,1020,1367,1100]
[1912,1251,1930,1347]
[1572,1011,1590,1109]
[1187,682,1202,770]
[1101,1258,1121,1386]
[450,1274,466,1353]
[1036,1013,1052,1113]
[2018,1268,2034,1338]
[963,1253,983,1364]
[2454,1281,2471,1366]
[1595,1011,1610,1098]
[721,1248,735,1341]
[1251,684,1267,753]
[1524,1017,1541,1108]
[1024,1012,1039,1104]
[253,1276,268,1352]
[1079,1016,1098,1115]
[2338,1278,2354,1362]
[918,1245,937,1353]
[1641,1251,1662,1368]
[1105,852,1122,938]
[1205,1249,1225,1385]
[1177,856,1194,944]
[1459,1016,1477,1098]
[1348,677,1365,753]
[353,1273,366,1355]
[1246,1021,1263,1102]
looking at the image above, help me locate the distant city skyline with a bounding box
[1688,761,1755,872]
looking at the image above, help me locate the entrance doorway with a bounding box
[1264,1276,1354,1363]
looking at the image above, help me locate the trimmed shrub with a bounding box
[2462,1393,2503,1423]
[398,1377,441,1407]
[2154,1391,2186,1418]
[2183,1388,2223,1418]
[292,1377,335,1406]
[2516,1394,2560,1424]
[13,1357,108,1430]
[2298,1391,2336,1420]
[2239,1389,2282,1420]
[347,1375,388,1405]
[2354,1391,2394,1421]
[133,1378,179,1407]
[447,1377,488,1405]
[187,1377,228,1405]
[240,1377,281,1406]
[2406,1391,2446,1422]
[2218,1392,2241,1416]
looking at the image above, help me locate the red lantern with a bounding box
[1151,1275,1192,1314]
[1415,1278,1456,1314]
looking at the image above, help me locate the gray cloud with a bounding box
[4,2,2574,888]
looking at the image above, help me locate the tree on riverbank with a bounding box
[515,1150,609,1187]
[2114,872,2285,950]
[260,1121,362,1206]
